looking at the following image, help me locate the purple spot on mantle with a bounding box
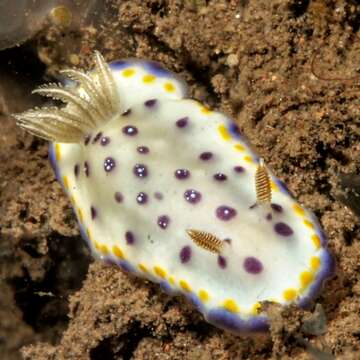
[218,255,227,269]
[122,108,131,116]
[271,203,283,213]
[274,222,293,236]
[184,189,202,204]
[84,161,90,177]
[244,257,263,274]
[199,152,213,161]
[90,206,97,220]
[104,157,116,172]
[154,192,163,200]
[133,164,148,178]
[233,166,245,173]
[84,134,91,145]
[122,125,138,136]
[144,99,157,107]
[180,246,191,263]
[92,132,102,144]
[137,146,149,154]
[216,206,237,221]
[266,213,272,221]
[176,117,189,128]
[157,215,170,229]
[114,192,123,203]
[136,192,148,204]
[125,231,135,245]
[175,169,190,179]
[214,173,227,181]
[100,136,110,146]
[74,164,79,177]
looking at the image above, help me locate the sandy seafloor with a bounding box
[0,1,360,359]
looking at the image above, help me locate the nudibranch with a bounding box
[14,52,334,333]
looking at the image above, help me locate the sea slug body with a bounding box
[14,52,334,333]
